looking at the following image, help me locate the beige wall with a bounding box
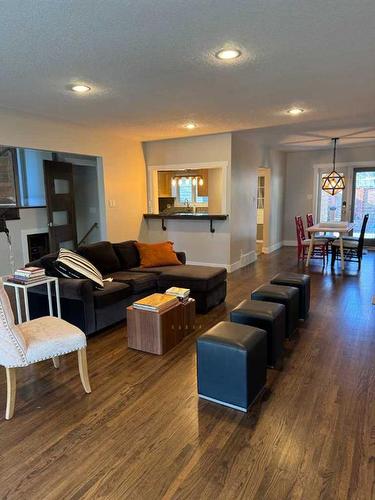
[0,108,147,251]
[143,133,232,166]
[283,145,375,241]
[144,133,231,213]
[143,131,286,269]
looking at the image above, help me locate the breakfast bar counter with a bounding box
[143,213,228,233]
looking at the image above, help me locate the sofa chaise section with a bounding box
[156,265,227,313]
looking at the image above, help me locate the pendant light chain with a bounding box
[332,138,337,171]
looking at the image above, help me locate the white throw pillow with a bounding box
[54,248,104,289]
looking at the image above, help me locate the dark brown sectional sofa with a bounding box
[27,240,227,335]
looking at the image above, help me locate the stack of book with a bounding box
[7,266,46,285]
[133,293,179,313]
[165,287,190,303]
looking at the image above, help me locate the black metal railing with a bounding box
[78,222,99,247]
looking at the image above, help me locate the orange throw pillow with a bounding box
[135,241,182,268]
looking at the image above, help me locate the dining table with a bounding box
[306,221,355,270]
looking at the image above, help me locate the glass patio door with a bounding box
[351,168,375,245]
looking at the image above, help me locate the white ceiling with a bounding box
[1,0,375,142]
[235,118,375,151]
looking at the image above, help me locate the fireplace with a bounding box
[27,232,49,261]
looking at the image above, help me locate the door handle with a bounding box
[48,222,53,227]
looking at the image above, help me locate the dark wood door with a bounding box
[43,160,77,253]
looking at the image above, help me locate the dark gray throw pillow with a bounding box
[77,241,121,274]
[113,241,140,269]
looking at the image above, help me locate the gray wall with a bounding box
[231,131,286,254]
[0,208,48,275]
[230,133,258,264]
[268,150,286,248]
[283,145,375,241]
[73,165,101,245]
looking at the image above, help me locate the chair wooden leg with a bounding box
[5,368,16,420]
[52,356,60,369]
[77,348,91,394]
[339,237,345,270]
[302,246,306,262]
[297,245,302,262]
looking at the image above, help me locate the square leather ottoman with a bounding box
[197,321,267,412]
[230,299,285,368]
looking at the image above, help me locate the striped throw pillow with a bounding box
[54,248,104,289]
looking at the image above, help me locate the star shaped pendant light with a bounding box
[321,138,345,196]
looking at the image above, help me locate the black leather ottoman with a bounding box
[196,321,267,412]
[230,299,285,368]
[270,272,310,320]
[251,284,299,338]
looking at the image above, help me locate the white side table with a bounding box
[3,276,61,324]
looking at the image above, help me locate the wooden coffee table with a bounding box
[126,298,195,355]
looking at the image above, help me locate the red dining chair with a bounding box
[295,216,327,265]
[306,213,314,238]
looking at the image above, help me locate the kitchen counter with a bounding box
[144,213,227,220]
[143,213,228,232]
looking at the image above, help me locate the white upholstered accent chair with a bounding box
[0,282,91,420]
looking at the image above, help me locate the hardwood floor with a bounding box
[0,248,374,499]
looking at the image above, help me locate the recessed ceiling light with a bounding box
[71,84,91,93]
[215,48,242,60]
[287,107,304,116]
[184,122,197,130]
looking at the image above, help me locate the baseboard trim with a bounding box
[283,240,297,247]
[186,260,229,270]
[187,249,258,273]
[262,241,283,254]
[228,250,257,273]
